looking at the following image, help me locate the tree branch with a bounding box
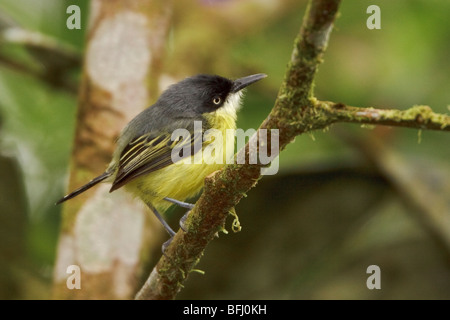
[318,101,450,131]
[0,27,80,93]
[135,0,449,300]
[135,0,342,300]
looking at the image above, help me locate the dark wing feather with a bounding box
[110,131,199,192]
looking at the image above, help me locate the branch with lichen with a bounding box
[317,101,449,131]
[135,0,449,300]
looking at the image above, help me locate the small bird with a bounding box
[57,73,266,244]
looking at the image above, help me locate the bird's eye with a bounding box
[213,97,221,105]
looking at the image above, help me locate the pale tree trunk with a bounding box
[53,0,172,299]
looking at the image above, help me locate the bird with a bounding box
[57,73,267,246]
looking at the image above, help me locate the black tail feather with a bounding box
[56,171,111,205]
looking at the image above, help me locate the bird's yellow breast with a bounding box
[125,107,237,212]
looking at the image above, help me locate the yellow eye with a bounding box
[213,97,221,105]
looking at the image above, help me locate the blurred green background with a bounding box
[0,0,449,299]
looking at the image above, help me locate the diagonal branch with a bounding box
[135,0,449,300]
[135,0,342,300]
[0,27,81,93]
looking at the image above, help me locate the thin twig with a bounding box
[319,101,450,131]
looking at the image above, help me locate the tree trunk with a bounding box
[53,0,172,299]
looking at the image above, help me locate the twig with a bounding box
[318,101,450,131]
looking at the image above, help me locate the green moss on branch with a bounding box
[318,101,450,131]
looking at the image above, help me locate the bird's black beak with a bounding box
[231,73,267,93]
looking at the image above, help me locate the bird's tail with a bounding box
[56,171,112,205]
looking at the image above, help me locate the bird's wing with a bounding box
[110,129,201,192]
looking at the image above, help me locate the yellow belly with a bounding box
[125,160,225,211]
[125,110,236,212]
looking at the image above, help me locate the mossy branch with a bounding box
[318,101,450,131]
[135,0,449,300]
[135,0,342,300]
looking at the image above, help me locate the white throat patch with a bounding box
[220,91,243,119]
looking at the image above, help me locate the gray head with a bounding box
[157,73,267,118]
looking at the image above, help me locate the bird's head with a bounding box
[159,73,267,119]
